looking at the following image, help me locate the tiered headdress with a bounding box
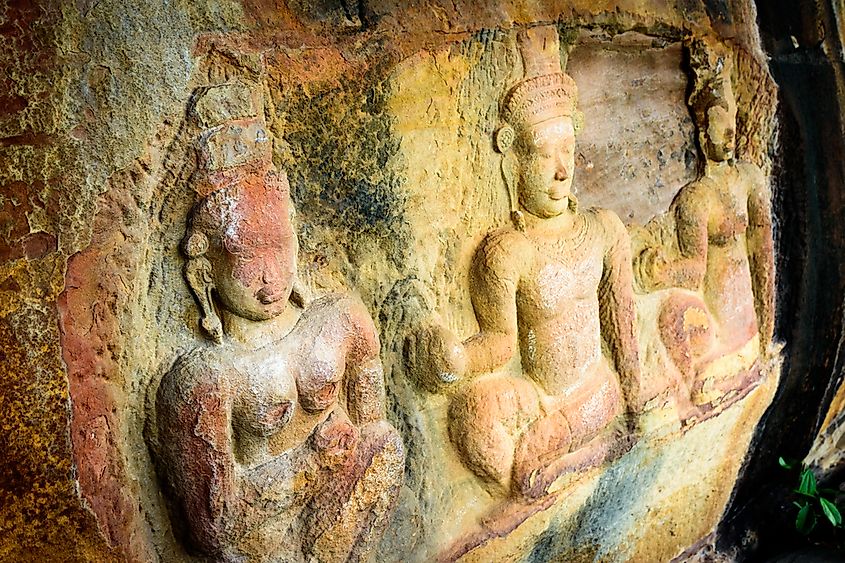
[687,36,735,123]
[188,81,273,197]
[495,26,580,228]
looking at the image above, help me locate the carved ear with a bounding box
[572,110,585,135]
[499,151,526,232]
[184,232,209,258]
[185,257,223,344]
[289,277,312,309]
[183,232,223,344]
[494,125,515,153]
[568,193,579,213]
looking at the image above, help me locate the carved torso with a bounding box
[517,211,607,396]
[693,164,759,347]
[155,343,314,558]
[703,170,750,247]
[153,294,392,559]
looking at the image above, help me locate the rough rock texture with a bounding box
[0,0,824,561]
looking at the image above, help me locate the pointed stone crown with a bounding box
[187,82,273,197]
[687,36,735,117]
[502,26,578,129]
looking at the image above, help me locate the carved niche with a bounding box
[139,21,779,563]
[147,82,405,562]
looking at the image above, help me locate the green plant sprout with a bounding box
[779,456,843,535]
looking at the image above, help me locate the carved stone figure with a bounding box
[149,83,404,562]
[408,27,641,500]
[632,37,775,416]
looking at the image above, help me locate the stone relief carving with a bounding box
[148,82,405,562]
[407,26,642,500]
[11,0,788,555]
[631,37,775,421]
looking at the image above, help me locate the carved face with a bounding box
[704,104,737,162]
[700,78,738,163]
[200,175,297,322]
[515,116,576,219]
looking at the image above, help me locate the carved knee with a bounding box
[448,378,541,488]
[512,410,573,496]
[658,292,714,379]
[303,420,404,562]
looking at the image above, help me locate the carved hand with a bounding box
[635,247,669,291]
[405,324,468,393]
[312,410,360,470]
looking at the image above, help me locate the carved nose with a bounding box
[260,261,285,288]
[555,166,569,181]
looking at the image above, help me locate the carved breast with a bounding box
[708,180,749,247]
[231,345,298,439]
[516,216,605,392]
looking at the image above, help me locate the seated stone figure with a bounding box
[409,27,641,500]
[150,83,404,562]
[632,37,775,416]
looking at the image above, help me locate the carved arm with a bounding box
[463,231,525,376]
[405,231,523,392]
[337,297,386,426]
[597,210,642,417]
[744,163,775,351]
[643,183,711,292]
[155,361,240,556]
[344,354,386,426]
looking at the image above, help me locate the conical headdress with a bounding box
[501,26,578,132]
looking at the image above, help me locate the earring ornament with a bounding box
[495,125,515,153]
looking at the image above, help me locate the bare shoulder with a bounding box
[586,207,629,246]
[676,177,715,205]
[159,347,230,404]
[736,160,767,190]
[669,179,715,222]
[473,227,532,280]
[478,227,531,259]
[589,207,625,231]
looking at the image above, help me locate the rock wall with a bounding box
[0,1,805,561]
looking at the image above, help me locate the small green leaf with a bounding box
[798,468,818,497]
[779,456,796,470]
[819,497,842,527]
[796,503,817,534]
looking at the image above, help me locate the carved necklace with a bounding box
[528,212,589,246]
[527,212,592,266]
